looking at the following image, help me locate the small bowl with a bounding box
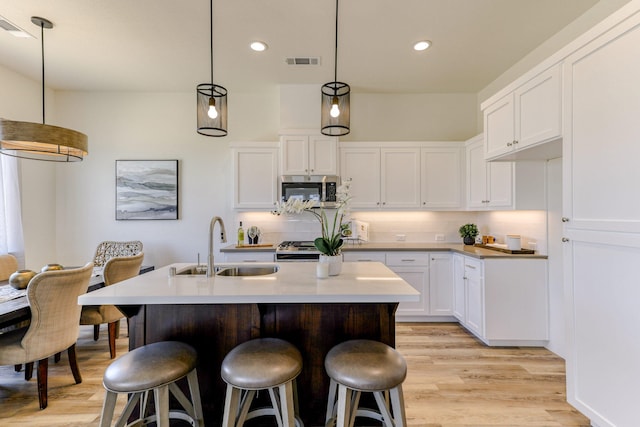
[9,270,37,290]
[41,263,64,272]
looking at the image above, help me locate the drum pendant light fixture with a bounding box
[0,17,88,162]
[321,0,350,136]
[197,0,227,137]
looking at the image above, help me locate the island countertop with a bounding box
[77,261,420,306]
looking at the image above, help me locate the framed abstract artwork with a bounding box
[115,160,179,220]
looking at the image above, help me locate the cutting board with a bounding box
[473,243,535,254]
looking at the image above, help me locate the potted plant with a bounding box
[459,223,479,245]
[273,180,352,275]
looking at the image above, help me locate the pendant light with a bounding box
[0,17,88,162]
[197,0,227,137]
[321,0,350,136]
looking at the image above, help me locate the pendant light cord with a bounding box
[39,21,45,124]
[210,0,214,86]
[333,0,339,83]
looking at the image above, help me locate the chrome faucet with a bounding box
[207,216,227,277]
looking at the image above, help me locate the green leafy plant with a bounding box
[272,181,352,256]
[458,223,479,238]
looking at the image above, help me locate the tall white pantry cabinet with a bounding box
[562,3,640,426]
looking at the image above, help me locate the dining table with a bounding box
[0,265,154,331]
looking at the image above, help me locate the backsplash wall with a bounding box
[235,210,548,254]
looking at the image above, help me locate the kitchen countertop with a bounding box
[77,262,420,306]
[221,242,547,259]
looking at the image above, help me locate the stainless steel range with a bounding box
[276,241,321,262]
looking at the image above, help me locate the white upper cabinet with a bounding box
[466,135,545,210]
[340,142,463,210]
[232,142,279,210]
[381,148,421,209]
[340,147,381,209]
[421,146,463,209]
[484,64,562,161]
[280,134,337,176]
[340,146,420,209]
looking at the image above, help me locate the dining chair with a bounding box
[0,253,19,281]
[92,240,143,268]
[80,252,144,358]
[0,262,93,409]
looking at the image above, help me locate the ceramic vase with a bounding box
[319,254,343,276]
[9,270,37,290]
[41,263,63,272]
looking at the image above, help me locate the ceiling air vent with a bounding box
[285,57,320,66]
[0,15,32,37]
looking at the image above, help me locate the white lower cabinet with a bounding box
[343,251,454,321]
[386,252,430,318]
[454,254,548,346]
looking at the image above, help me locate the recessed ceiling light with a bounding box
[413,40,431,51]
[250,41,268,52]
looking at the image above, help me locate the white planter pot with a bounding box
[319,254,343,276]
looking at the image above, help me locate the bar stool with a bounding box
[221,337,304,427]
[324,339,407,427]
[99,341,204,427]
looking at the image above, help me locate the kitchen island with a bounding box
[78,261,418,426]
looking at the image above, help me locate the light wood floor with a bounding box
[0,322,590,426]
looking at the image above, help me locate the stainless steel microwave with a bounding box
[281,175,340,207]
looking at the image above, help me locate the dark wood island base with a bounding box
[124,302,398,426]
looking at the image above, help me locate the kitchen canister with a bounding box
[506,235,521,250]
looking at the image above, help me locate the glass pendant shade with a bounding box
[321,82,350,136]
[197,83,228,137]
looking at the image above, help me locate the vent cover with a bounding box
[286,57,321,66]
[0,16,32,37]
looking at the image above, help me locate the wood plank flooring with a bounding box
[0,322,590,426]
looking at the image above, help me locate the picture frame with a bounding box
[115,160,179,220]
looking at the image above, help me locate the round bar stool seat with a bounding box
[221,337,304,427]
[99,341,204,427]
[324,339,407,427]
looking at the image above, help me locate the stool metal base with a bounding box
[222,380,304,427]
[100,368,203,427]
[325,378,406,427]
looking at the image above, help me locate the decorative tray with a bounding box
[473,243,535,254]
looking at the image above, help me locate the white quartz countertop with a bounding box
[77,262,420,306]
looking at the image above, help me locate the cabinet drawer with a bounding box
[342,252,386,263]
[386,252,429,266]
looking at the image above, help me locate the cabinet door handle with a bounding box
[513,140,519,145]
[507,142,513,147]
[561,217,570,222]
[401,259,416,262]
[310,169,314,173]
[382,202,386,206]
[465,264,476,269]
[562,237,570,242]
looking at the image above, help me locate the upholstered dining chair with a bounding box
[0,253,19,281]
[92,240,143,268]
[80,252,144,358]
[0,262,93,409]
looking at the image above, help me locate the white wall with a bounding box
[0,66,57,269]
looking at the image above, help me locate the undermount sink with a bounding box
[175,265,278,276]
[215,266,279,277]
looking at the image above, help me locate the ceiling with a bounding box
[0,0,599,94]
